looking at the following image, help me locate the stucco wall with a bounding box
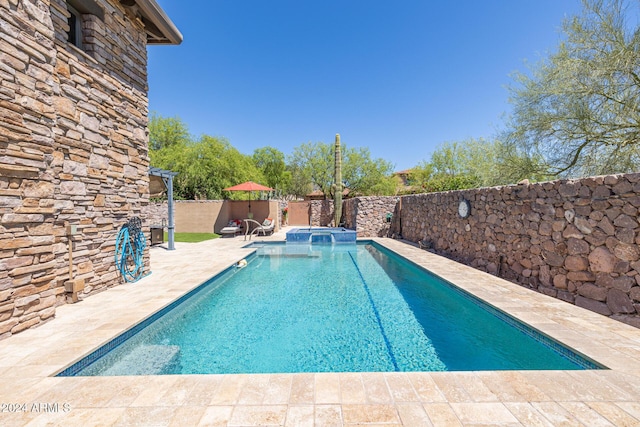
[0,0,151,338]
[175,201,225,234]
[399,173,640,328]
[170,200,280,234]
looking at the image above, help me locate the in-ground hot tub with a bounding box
[286,227,357,244]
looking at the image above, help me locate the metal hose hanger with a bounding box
[115,217,147,282]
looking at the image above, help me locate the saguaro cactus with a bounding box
[333,133,343,227]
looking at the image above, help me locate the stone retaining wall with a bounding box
[344,196,399,237]
[310,200,334,227]
[399,173,640,328]
[0,0,151,338]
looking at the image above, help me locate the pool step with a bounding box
[101,345,180,375]
[258,253,321,258]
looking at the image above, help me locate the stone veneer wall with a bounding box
[399,173,640,328]
[0,0,151,338]
[144,201,169,226]
[343,196,399,237]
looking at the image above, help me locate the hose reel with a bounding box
[115,216,147,282]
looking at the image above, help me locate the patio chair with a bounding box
[256,218,275,236]
[219,219,243,237]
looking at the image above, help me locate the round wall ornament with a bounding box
[458,199,471,218]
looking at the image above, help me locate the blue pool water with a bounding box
[59,242,601,376]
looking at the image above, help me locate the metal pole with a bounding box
[165,175,176,250]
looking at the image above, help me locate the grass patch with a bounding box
[163,232,219,243]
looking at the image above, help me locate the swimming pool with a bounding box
[58,242,601,376]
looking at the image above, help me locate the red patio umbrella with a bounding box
[223,181,273,215]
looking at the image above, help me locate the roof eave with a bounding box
[135,0,183,45]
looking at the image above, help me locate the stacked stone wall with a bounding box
[344,196,399,237]
[144,201,169,227]
[0,0,151,338]
[399,173,640,328]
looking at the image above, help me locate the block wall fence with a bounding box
[145,200,280,234]
[1,0,151,338]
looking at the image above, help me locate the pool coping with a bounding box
[1,229,640,425]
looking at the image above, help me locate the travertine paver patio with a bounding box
[1,227,640,426]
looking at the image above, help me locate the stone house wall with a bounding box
[399,173,640,328]
[343,196,399,237]
[1,0,152,338]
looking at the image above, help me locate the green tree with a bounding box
[288,142,334,197]
[162,136,262,200]
[370,175,403,196]
[149,114,262,199]
[492,137,555,184]
[149,115,191,197]
[285,162,313,199]
[186,135,262,200]
[252,146,291,192]
[409,138,552,193]
[148,113,191,151]
[429,140,481,186]
[505,0,640,177]
[407,161,434,191]
[420,140,486,191]
[343,147,394,195]
[287,141,395,198]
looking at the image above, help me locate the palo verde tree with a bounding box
[149,114,263,199]
[287,140,395,198]
[410,139,493,192]
[287,142,335,197]
[505,0,640,177]
[148,113,191,151]
[409,138,554,193]
[342,147,395,196]
[252,146,291,193]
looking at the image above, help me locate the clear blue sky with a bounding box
[148,1,584,172]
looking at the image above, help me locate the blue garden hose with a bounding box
[115,217,147,282]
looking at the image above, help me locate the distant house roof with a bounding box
[393,169,414,187]
[305,188,350,200]
[394,169,413,176]
[305,190,324,199]
[129,0,183,45]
